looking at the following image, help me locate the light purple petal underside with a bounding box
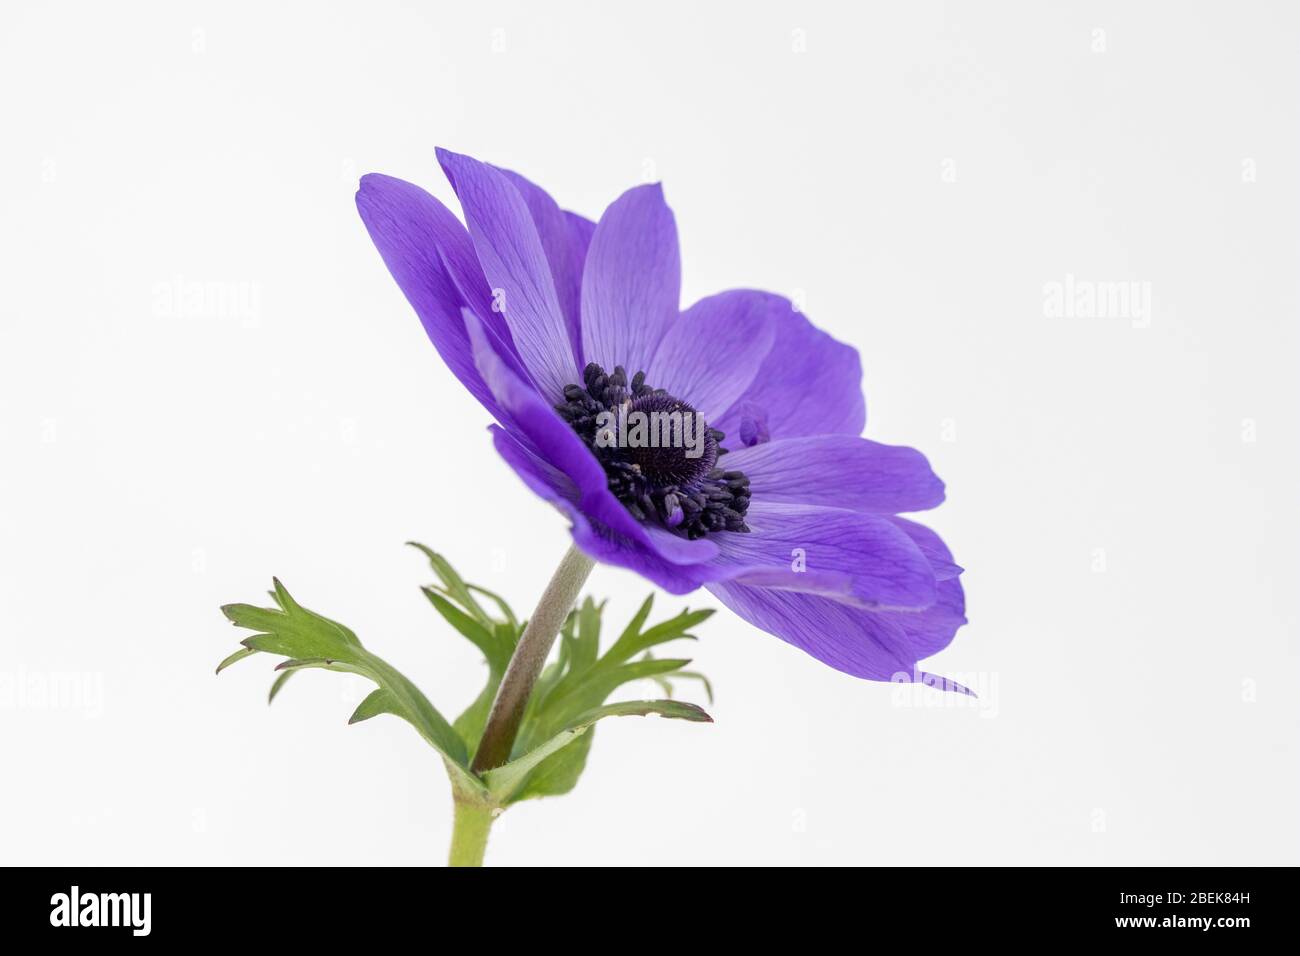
[437,148,578,400]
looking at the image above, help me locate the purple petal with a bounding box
[877,517,966,657]
[712,293,865,441]
[723,435,945,514]
[491,165,592,366]
[705,581,920,681]
[882,576,967,657]
[580,183,681,374]
[565,210,596,256]
[710,502,937,610]
[889,516,963,581]
[647,290,778,421]
[489,426,720,593]
[436,148,578,400]
[356,173,512,419]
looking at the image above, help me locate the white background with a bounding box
[2,1,1297,865]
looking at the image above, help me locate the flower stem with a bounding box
[448,798,493,867]
[470,545,595,774]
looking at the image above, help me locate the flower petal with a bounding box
[647,290,778,422]
[489,426,719,593]
[436,148,578,400]
[723,435,945,513]
[882,576,967,657]
[712,293,866,441]
[580,183,681,374]
[705,581,919,681]
[889,516,963,581]
[491,165,592,366]
[356,173,520,419]
[710,502,936,610]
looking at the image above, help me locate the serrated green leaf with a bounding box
[513,728,594,801]
[407,542,491,625]
[216,646,258,675]
[601,606,711,668]
[573,597,602,674]
[423,588,512,673]
[604,594,654,661]
[528,657,693,743]
[529,600,607,722]
[667,669,714,705]
[349,687,398,724]
[218,579,476,790]
[485,699,712,803]
[271,656,357,672]
[509,597,716,800]
[268,669,294,704]
[638,651,715,706]
[466,584,519,631]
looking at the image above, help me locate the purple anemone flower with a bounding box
[356,149,967,687]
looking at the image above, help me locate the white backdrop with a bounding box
[2,0,1297,865]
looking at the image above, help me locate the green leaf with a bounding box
[466,584,519,631]
[423,587,512,673]
[268,669,295,704]
[601,606,712,668]
[219,579,477,792]
[407,541,491,625]
[215,646,257,674]
[349,688,399,724]
[573,597,602,674]
[666,669,715,705]
[512,729,594,801]
[604,594,654,663]
[484,699,712,804]
[534,657,694,739]
[509,596,714,799]
[410,547,530,763]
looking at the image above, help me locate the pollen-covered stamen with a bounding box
[556,362,751,539]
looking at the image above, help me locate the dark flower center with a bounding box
[556,362,752,538]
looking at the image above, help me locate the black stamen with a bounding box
[555,362,752,538]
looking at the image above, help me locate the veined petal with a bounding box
[710,501,937,610]
[357,173,528,419]
[492,164,592,366]
[436,148,578,400]
[712,293,865,442]
[724,435,945,514]
[580,183,681,374]
[882,576,966,657]
[889,516,963,581]
[648,290,777,422]
[705,581,919,681]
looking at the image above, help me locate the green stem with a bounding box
[470,545,596,773]
[448,799,494,867]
